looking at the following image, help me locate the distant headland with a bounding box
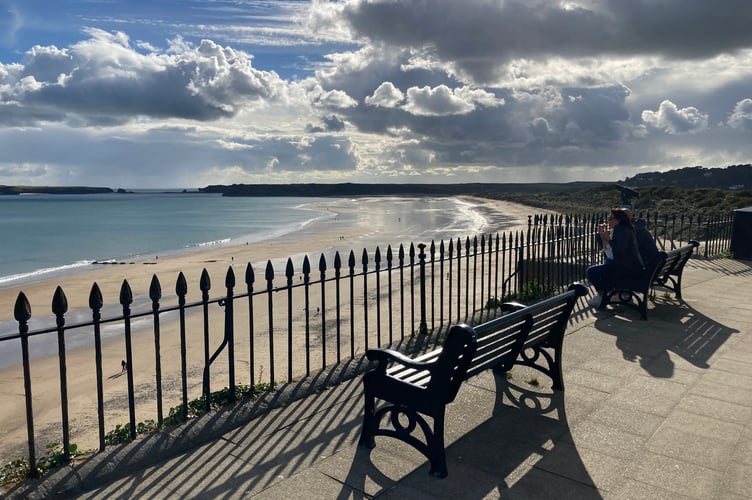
[0,186,118,195]
[0,187,184,195]
[198,182,604,197]
[2,164,748,197]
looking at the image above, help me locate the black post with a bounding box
[245,264,255,387]
[374,248,381,348]
[200,270,211,412]
[52,286,71,460]
[176,273,189,421]
[150,275,164,424]
[120,280,136,441]
[89,284,106,451]
[362,248,369,350]
[225,267,236,404]
[265,261,276,385]
[15,293,36,476]
[319,254,327,367]
[301,257,310,376]
[418,243,428,335]
[334,252,342,362]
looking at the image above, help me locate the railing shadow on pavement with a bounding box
[593,301,740,379]
[8,356,376,498]
[686,257,752,277]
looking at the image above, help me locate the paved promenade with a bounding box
[12,258,752,499]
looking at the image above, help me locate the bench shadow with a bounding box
[356,374,602,499]
[594,300,740,378]
[456,375,602,498]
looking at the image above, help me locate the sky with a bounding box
[1,0,751,189]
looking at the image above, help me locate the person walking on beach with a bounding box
[121,360,128,372]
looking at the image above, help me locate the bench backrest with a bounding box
[653,240,698,285]
[462,312,533,383]
[645,251,669,284]
[464,283,587,381]
[429,324,479,404]
[420,283,586,404]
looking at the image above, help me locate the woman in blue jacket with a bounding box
[587,208,645,307]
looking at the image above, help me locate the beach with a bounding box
[0,196,551,463]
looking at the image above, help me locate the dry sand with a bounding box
[0,197,551,462]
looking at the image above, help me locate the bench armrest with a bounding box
[366,347,438,373]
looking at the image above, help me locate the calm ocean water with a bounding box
[0,193,333,286]
[0,193,488,288]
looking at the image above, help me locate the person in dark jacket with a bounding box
[586,208,645,307]
[630,213,660,269]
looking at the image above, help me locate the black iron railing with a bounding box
[0,209,736,474]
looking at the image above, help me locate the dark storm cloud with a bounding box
[339,0,752,82]
[561,85,632,141]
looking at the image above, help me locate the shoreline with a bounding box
[0,196,552,462]
[0,196,550,324]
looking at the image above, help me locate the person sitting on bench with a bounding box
[625,210,660,269]
[586,208,645,308]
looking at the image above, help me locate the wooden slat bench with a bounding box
[358,282,588,478]
[599,240,699,319]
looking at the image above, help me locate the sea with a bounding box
[0,192,489,288]
[0,192,492,368]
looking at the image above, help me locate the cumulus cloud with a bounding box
[642,100,709,134]
[365,82,404,108]
[400,85,503,116]
[0,29,287,126]
[727,98,752,130]
[313,88,358,109]
[404,85,467,116]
